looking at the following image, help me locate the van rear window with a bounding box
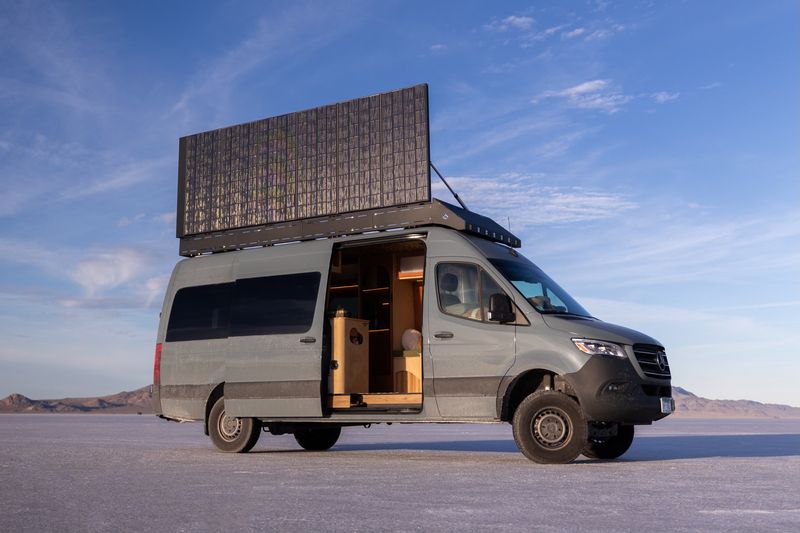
[230,272,321,336]
[165,272,321,342]
[166,283,232,342]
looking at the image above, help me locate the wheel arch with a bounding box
[204,382,225,436]
[498,367,578,422]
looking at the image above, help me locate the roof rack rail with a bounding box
[179,199,520,256]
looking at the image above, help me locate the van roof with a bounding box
[179,199,521,257]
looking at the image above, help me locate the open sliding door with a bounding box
[224,240,333,418]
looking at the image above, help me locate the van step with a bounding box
[329,393,422,409]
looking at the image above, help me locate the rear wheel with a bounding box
[584,424,635,460]
[294,426,341,451]
[512,391,587,464]
[208,397,261,453]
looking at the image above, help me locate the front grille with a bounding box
[641,385,672,397]
[633,344,671,379]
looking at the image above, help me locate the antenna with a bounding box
[430,162,469,211]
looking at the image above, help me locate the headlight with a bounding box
[572,338,627,358]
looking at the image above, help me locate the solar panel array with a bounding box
[177,84,430,237]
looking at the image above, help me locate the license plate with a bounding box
[660,397,675,414]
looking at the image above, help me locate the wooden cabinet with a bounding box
[331,317,370,394]
[392,353,422,393]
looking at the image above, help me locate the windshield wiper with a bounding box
[538,310,590,317]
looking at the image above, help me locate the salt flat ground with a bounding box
[1,415,799,533]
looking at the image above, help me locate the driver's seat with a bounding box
[439,273,461,308]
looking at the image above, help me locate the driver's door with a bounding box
[427,260,517,419]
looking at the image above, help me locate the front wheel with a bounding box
[512,391,587,464]
[208,397,261,453]
[294,426,341,451]
[583,424,635,460]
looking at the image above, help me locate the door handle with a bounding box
[299,337,316,344]
[434,331,454,339]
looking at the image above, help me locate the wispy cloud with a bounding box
[581,295,800,404]
[531,130,592,159]
[432,174,637,228]
[563,27,586,39]
[0,239,169,309]
[569,22,627,42]
[144,275,170,308]
[652,91,680,103]
[169,4,363,128]
[0,3,111,116]
[61,156,173,199]
[0,128,171,218]
[484,15,534,32]
[534,79,632,114]
[698,81,722,90]
[429,43,447,54]
[118,213,146,227]
[0,239,62,279]
[540,212,800,288]
[434,112,566,167]
[704,300,800,313]
[70,249,149,296]
[154,212,176,225]
[0,182,48,217]
[518,24,570,46]
[0,76,100,115]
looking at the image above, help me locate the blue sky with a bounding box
[1,1,798,405]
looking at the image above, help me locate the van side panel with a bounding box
[156,254,236,421]
[224,240,333,418]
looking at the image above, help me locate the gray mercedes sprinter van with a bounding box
[155,84,672,463]
[153,224,673,464]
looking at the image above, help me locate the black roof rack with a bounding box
[179,199,520,256]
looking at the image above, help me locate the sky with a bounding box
[0,1,798,405]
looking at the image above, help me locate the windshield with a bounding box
[489,257,592,317]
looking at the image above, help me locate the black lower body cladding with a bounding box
[564,355,671,424]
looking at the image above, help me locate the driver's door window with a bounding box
[437,263,482,321]
[437,263,516,324]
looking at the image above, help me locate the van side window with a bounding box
[437,263,517,324]
[230,272,321,336]
[165,272,321,342]
[166,283,233,342]
[436,263,482,321]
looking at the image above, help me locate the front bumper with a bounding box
[564,354,672,424]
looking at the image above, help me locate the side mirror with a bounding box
[488,293,515,323]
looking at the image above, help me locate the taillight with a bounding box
[153,343,162,386]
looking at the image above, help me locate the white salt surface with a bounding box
[1,415,798,532]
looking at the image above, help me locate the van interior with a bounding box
[325,237,426,411]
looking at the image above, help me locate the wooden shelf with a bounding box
[362,286,389,293]
[330,284,358,291]
[369,328,389,333]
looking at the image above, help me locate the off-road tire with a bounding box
[512,391,588,464]
[294,426,341,451]
[583,424,635,460]
[208,397,261,453]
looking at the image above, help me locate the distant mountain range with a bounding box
[0,386,152,414]
[1,385,799,418]
[670,387,800,418]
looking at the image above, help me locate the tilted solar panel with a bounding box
[177,84,430,238]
